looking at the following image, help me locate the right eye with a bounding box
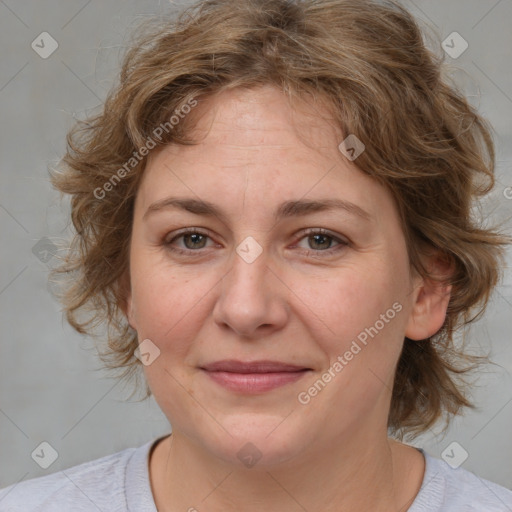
[163,228,216,255]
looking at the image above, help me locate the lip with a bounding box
[200,360,311,394]
[200,359,310,373]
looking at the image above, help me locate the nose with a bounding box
[212,240,289,339]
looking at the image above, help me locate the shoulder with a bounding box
[0,440,154,512]
[410,449,512,512]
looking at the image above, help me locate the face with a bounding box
[125,85,448,466]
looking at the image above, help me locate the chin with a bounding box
[200,414,309,468]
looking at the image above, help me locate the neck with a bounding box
[149,425,425,512]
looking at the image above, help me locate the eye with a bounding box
[164,228,215,256]
[293,228,348,257]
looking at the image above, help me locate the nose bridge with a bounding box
[224,234,271,307]
[213,234,287,336]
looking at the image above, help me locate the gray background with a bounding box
[1,0,511,493]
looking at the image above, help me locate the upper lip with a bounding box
[200,360,311,373]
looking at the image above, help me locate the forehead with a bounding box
[135,85,396,226]
[141,85,351,181]
[184,85,341,149]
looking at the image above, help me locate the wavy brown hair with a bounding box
[50,0,511,438]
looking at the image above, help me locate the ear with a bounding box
[118,269,137,331]
[405,248,454,341]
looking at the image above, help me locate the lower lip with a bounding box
[202,370,309,393]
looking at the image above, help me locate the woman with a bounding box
[1,0,511,510]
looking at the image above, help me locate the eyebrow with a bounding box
[143,197,372,222]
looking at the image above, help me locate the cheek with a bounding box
[129,255,220,352]
[312,262,408,381]
[311,266,400,337]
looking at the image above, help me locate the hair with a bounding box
[50,0,511,438]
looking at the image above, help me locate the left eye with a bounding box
[294,229,347,254]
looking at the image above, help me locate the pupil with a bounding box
[311,234,330,250]
[185,233,205,249]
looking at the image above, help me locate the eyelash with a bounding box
[163,228,348,258]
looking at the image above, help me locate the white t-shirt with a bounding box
[1,436,511,511]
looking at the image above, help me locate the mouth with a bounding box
[199,360,312,393]
[200,359,311,373]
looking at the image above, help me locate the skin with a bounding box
[122,84,452,512]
